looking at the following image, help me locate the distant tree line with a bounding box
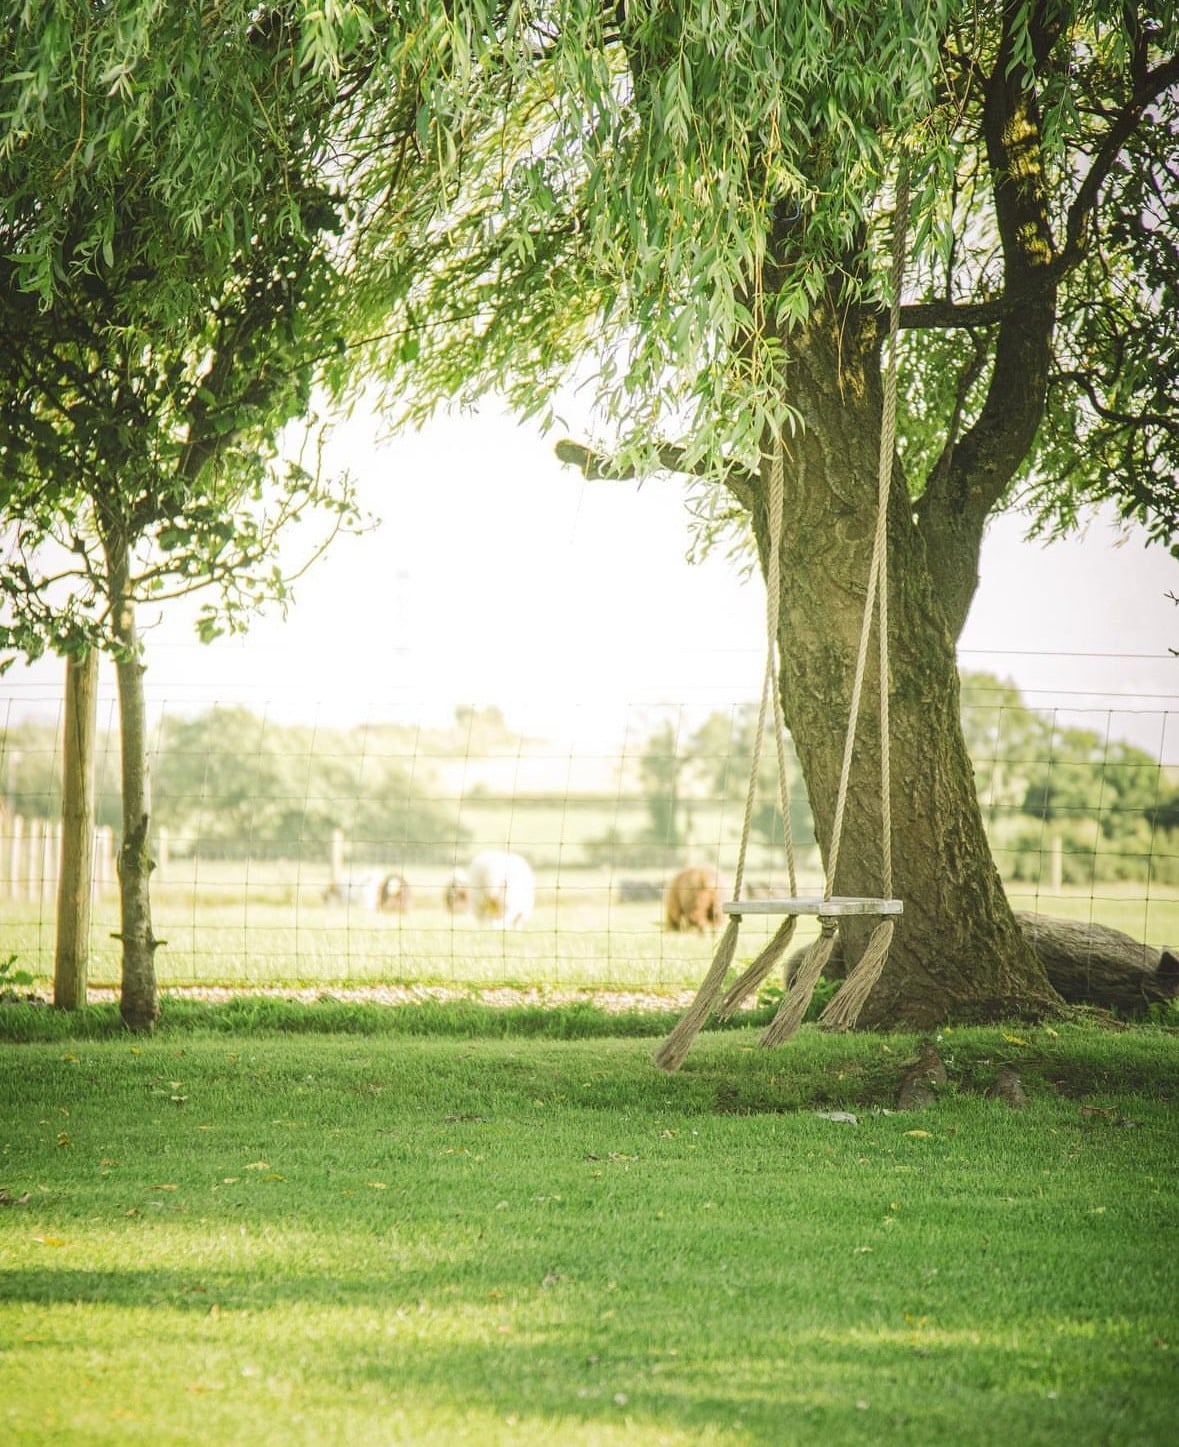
[0,706,465,865]
[2,676,1176,880]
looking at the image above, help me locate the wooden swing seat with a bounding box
[724,896,903,918]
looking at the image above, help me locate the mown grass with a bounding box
[2,1012,1177,1445]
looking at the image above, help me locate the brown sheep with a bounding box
[663,866,724,933]
[444,870,470,914]
[377,874,412,913]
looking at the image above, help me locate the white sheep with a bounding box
[466,850,536,929]
[323,873,382,910]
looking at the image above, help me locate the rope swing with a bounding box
[654,168,910,1073]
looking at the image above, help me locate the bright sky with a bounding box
[4,403,1178,762]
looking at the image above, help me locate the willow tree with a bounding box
[350,2,1178,1026]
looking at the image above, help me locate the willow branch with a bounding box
[554,438,758,508]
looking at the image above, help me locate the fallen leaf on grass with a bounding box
[816,1111,859,1125]
[903,1129,932,1139]
[150,1184,178,1192]
[33,1236,69,1248]
[244,1161,270,1171]
[0,1189,31,1208]
[1002,1033,1030,1047]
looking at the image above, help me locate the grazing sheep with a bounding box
[377,873,412,913]
[618,878,664,903]
[663,866,724,933]
[467,850,536,929]
[323,874,381,910]
[444,869,470,913]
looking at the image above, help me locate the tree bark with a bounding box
[790,914,1177,1018]
[756,305,1060,1028]
[53,648,99,1010]
[1014,913,1179,1017]
[105,532,160,1033]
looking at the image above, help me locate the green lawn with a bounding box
[1,1015,1176,1445]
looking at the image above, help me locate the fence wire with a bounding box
[2,667,1177,993]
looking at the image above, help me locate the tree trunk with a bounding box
[53,649,99,1010]
[759,307,1061,1028]
[106,535,160,1032]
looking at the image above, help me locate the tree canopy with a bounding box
[342,1,1177,560]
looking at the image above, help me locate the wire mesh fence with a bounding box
[2,663,1177,993]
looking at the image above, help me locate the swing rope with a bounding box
[652,436,796,1071]
[713,443,800,1022]
[816,164,908,1032]
[654,165,910,1073]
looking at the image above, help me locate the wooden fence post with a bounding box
[9,814,23,900]
[56,649,99,1009]
[95,826,115,897]
[26,817,43,902]
[0,809,11,899]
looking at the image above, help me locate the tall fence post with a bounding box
[26,817,44,902]
[56,648,99,1009]
[94,826,115,898]
[0,808,11,899]
[8,814,23,900]
[1050,834,1063,891]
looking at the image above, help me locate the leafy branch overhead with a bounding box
[347,3,1177,559]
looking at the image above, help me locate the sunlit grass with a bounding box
[1,1023,1177,1444]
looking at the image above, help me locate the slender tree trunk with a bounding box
[105,534,160,1032]
[757,307,1061,1028]
[54,648,99,1010]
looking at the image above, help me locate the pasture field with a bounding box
[1,1017,1176,1445]
[1,868,1176,995]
